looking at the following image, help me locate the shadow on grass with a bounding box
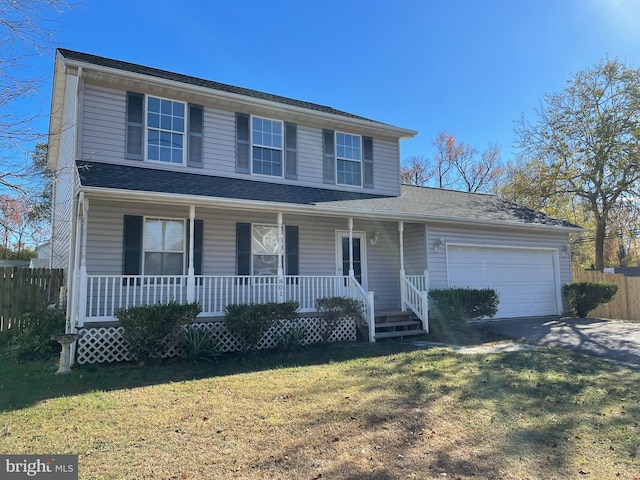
[0,340,429,413]
[2,334,639,478]
[0,321,506,414]
[275,346,640,479]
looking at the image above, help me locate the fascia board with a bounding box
[62,57,417,140]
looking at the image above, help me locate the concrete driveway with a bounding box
[476,317,640,366]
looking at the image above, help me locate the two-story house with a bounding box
[48,49,579,363]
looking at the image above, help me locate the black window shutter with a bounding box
[322,129,335,184]
[126,92,144,160]
[185,219,204,275]
[363,136,374,188]
[188,104,204,168]
[285,225,299,275]
[236,222,251,275]
[123,215,142,274]
[284,122,297,180]
[236,113,250,173]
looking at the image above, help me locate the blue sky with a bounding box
[23,0,640,165]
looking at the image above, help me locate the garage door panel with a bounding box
[447,246,559,318]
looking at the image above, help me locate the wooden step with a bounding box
[375,320,421,328]
[375,329,427,339]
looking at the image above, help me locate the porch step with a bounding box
[373,310,426,340]
[375,329,427,339]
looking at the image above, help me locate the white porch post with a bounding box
[187,205,196,303]
[277,212,284,302]
[77,196,89,329]
[399,221,406,312]
[348,217,354,278]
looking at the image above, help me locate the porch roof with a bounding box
[77,161,580,231]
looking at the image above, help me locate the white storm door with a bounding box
[335,231,367,290]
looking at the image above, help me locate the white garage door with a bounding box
[447,245,560,318]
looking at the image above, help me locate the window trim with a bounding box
[142,216,186,276]
[143,95,187,166]
[251,223,285,276]
[335,131,363,187]
[250,115,284,178]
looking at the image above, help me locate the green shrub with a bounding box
[428,288,500,326]
[563,282,618,318]
[115,301,201,362]
[0,307,66,363]
[224,301,299,351]
[181,325,220,363]
[276,324,309,353]
[316,296,363,342]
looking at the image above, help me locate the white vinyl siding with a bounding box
[403,223,427,275]
[79,83,401,196]
[81,83,126,161]
[51,74,79,274]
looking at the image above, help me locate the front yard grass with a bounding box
[1,342,639,479]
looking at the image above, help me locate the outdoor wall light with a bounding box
[561,244,570,257]
[370,231,380,245]
[434,237,445,253]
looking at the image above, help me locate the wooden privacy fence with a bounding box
[0,267,64,331]
[571,266,640,321]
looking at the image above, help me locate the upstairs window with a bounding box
[147,97,185,164]
[323,130,373,188]
[336,132,362,186]
[252,116,283,176]
[126,92,203,168]
[235,114,297,178]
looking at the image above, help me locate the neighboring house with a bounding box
[29,242,51,268]
[48,49,580,362]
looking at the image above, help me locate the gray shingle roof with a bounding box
[77,161,578,229]
[58,48,382,124]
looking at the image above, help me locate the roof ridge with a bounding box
[57,48,387,125]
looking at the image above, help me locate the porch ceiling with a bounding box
[77,160,580,231]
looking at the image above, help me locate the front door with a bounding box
[336,231,367,290]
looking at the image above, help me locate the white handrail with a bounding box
[401,274,429,333]
[348,277,375,342]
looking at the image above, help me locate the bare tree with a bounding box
[400,155,432,186]
[431,131,460,189]
[453,143,505,193]
[0,0,70,195]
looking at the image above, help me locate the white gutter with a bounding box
[79,185,582,234]
[60,56,417,140]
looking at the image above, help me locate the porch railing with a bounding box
[195,275,351,315]
[347,276,375,342]
[83,274,361,322]
[401,273,429,333]
[85,275,188,320]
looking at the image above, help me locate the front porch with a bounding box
[79,272,429,343]
[67,195,431,346]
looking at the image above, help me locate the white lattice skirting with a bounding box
[75,315,356,364]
